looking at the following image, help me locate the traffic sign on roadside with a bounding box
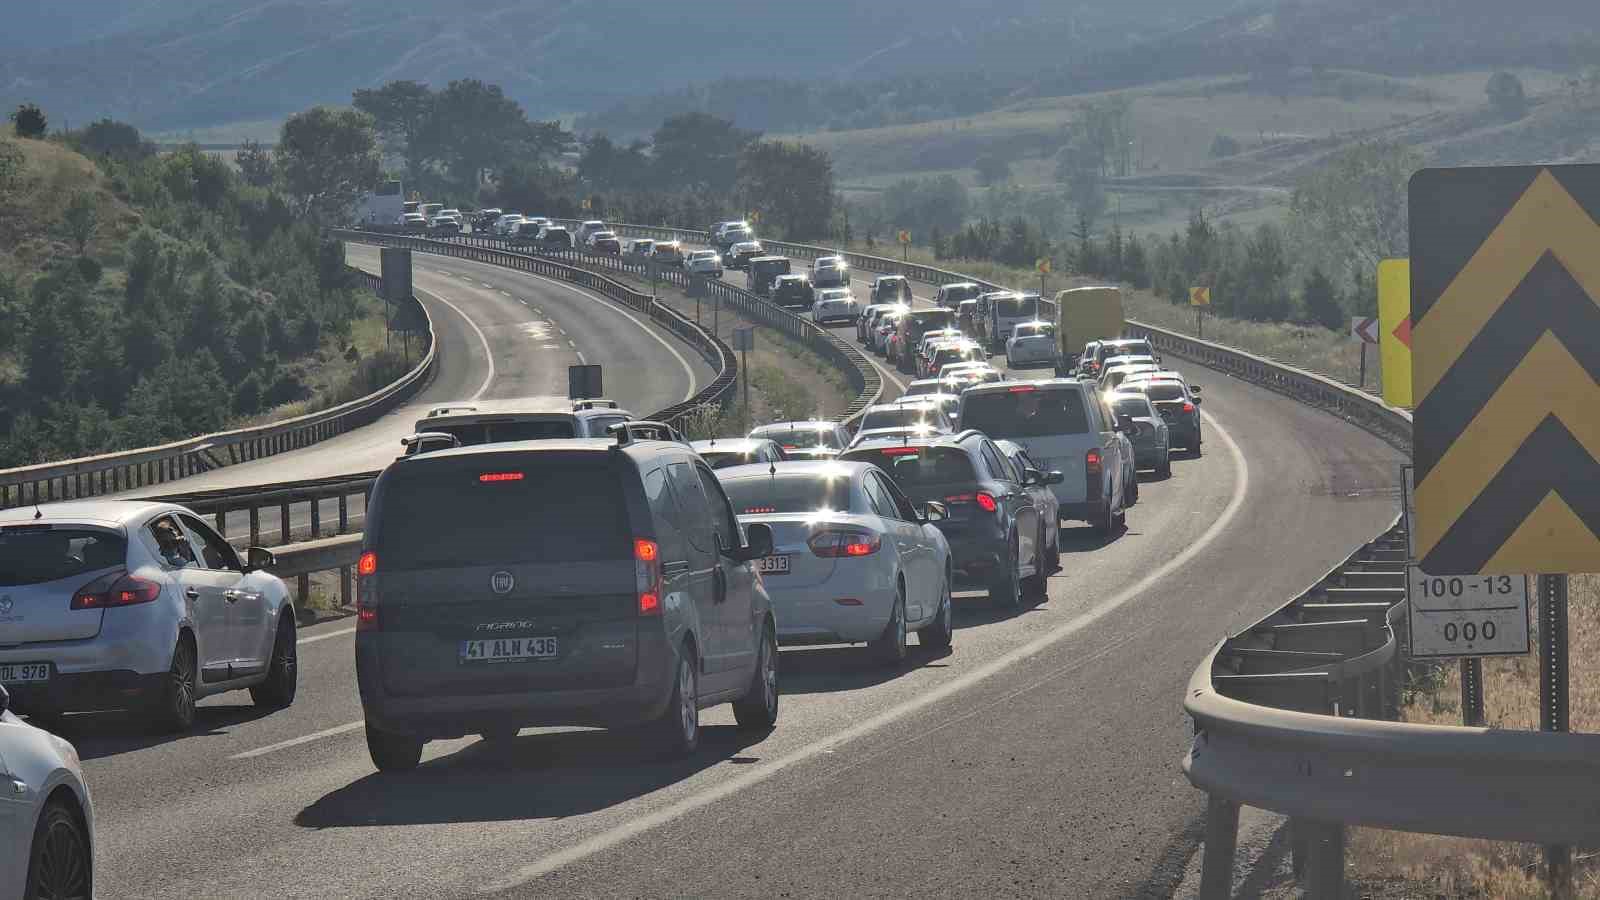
[1377,259,1413,408]
[1189,286,1210,307]
[1036,257,1052,274]
[897,230,912,244]
[1410,165,1600,574]
[732,326,755,351]
[1351,316,1379,344]
[1406,568,1531,659]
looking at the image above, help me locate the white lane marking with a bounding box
[577,352,587,364]
[480,281,494,289]
[519,299,529,306]
[558,327,567,335]
[512,276,698,404]
[231,721,365,760]
[297,626,355,646]
[417,285,496,401]
[499,290,511,297]
[481,412,1251,892]
[567,340,576,348]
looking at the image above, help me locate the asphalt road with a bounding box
[123,243,711,496]
[52,261,1403,900]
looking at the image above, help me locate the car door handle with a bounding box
[184,588,200,601]
[224,590,245,603]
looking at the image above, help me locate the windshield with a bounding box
[860,407,939,430]
[844,446,976,486]
[961,388,1090,437]
[1141,383,1189,402]
[905,310,956,337]
[756,427,841,450]
[1113,398,1152,417]
[721,474,855,515]
[0,527,127,586]
[374,458,629,568]
[994,298,1022,317]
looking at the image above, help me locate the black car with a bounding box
[841,429,1049,608]
[355,437,780,771]
[771,274,814,310]
[1129,378,1202,455]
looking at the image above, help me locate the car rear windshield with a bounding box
[722,475,855,515]
[1102,341,1152,359]
[701,451,758,470]
[844,447,976,486]
[374,459,629,568]
[758,428,841,451]
[861,407,936,430]
[905,310,956,335]
[0,527,127,586]
[1142,383,1188,401]
[1113,398,1152,417]
[961,388,1091,437]
[430,420,577,444]
[903,382,938,396]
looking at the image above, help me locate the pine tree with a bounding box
[1303,267,1344,330]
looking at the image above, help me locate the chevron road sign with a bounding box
[1410,166,1600,575]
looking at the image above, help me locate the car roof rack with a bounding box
[425,404,478,418]
[573,398,620,411]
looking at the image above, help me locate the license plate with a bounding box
[758,555,791,575]
[459,637,559,664]
[0,662,50,683]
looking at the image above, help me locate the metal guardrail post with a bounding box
[1302,821,1346,899]
[309,497,321,539]
[1461,658,1485,727]
[338,494,349,533]
[1539,573,1572,895]
[249,507,260,547]
[1199,795,1240,899]
[279,501,290,544]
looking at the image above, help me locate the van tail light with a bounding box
[1085,449,1103,477]
[71,571,161,610]
[635,538,663,615]
[356,551,380,630]
[1182,402,1196,414]
[809,530,880,558]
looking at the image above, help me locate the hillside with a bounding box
[0,0,1239,131]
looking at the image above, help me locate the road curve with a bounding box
[61,328,1402,898]
[119,243,713,495]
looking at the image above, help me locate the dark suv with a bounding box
[771,274,814,310]
[355,436,780,771]
[841,430,1048,608]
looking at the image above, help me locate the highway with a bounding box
[49,241,1405,898]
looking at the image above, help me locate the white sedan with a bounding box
[716,461,953,664]
[0,684,95,899]
[687,250,724,278]
[812,288,859,325]
[1006,321,1060,368]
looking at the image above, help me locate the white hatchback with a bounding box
[0,684,95,899]
[717,462,953,663]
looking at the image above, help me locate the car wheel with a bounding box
[250,615,298,709]
[918,572,954,650]
[1046,520,1061,571]
[653,645,700,756]
[988,533,1022,609]
[1158,454,1173,479]
[870,588,909,666]
[24,798,91,900]
[733,621,780,730]
[1191,438,1203,458]
[1093,497,1116,537]
[1024,525,1049,597]
[366,722,425,772]
[151,635,197,733]
[1127,473,1140,504]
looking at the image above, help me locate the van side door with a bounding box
[664,462,723,680]
[695,462,758,693]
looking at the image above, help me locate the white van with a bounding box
[410,398,634,449]
[957,379,1133,536]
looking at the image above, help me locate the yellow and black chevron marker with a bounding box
[1410,165,1600,575]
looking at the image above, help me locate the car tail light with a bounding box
[975,491,999,513]
[881,447,920,456]
[478,471,525,483]
[809,530,880,558]
[357,551,378,577]
[71,571,161,610]
[1085,449,1103,476]
[356,551,380,630]
[636,538,663,615]
[1007,384,1036,393]
[1183,402,1196,414]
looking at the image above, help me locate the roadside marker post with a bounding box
[733,326,755,431]
[1189,286,1210,339]
[1377,259,1413,407]
[898,229,911,262]
[1036,257,1051,299]
[1351,316,1379,389]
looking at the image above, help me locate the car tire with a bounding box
[988,534,1022,609]
[1127,473,1140,505]
[1024,527,1049,597]
[250,615,298,709]
[1158,454,1173,479]
[732,621,780,731]
[151,635,197,733]
[653,645,700,757]
[1046,520,1061,572]
[1192,438,1203,458]
[918,572,955,650]
[1093,497,1116,537]
[24,798,92,900]
[366,722,425,772]
[870,589,909,666]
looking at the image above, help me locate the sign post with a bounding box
[1410,165,1600,895]
[1189,286,1211,339]
[1036,257,1052,298]
[898,229,911,262]
[1350,315,1379,389]
[733,326,755,431]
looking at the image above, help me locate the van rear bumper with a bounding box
[1059,500,1106,523]
[357,632,679,739]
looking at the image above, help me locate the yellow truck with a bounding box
[1055,286,1125,375]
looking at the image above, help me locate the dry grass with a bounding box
[1346,576,1600,897]
[0,136,143,281]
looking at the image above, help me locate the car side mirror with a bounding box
[1192,396,1203,405]
[244,546,276,573]
[1024,467,1044,486]
[734,522,775,561]
[1116,414,1135,432]
[1044,470,1066,486]
[1190,385,1202,394]
[922,501,949,523]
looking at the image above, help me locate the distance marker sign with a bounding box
[1409,165,1600,575]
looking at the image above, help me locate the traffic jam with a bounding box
[0,218,1209,894]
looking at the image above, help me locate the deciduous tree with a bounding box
[276,107,381,221]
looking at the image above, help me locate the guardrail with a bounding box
[0,268,435,510]
[331,229,740,430]
[412,229,882,424]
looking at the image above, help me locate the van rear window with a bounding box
[961,389,1091,438]
[374,459,629,568]
[0,528,127,586]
